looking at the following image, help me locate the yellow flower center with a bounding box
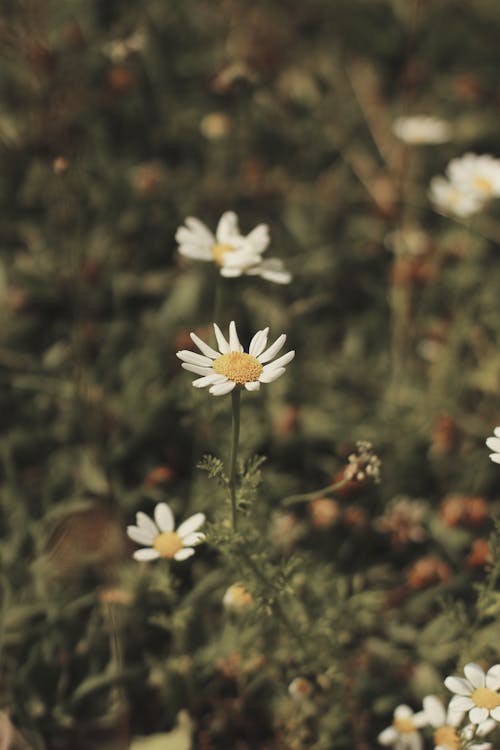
[471,687,500,710]
[212,242,235,266]
[213,352,263,384]
[393,718,415,734]
[153,531,183,558]
[473,176,493,196]
[434,726,459,750]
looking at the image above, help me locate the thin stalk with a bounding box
[229,388,241,530]
[282,477,350,506]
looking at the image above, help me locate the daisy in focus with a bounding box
[127,502,205,562]
[176,320,295,396]
[445,662,500,724]
[175,211,291,284]
[393,116,451,145]
[422,694,495,750]
[485,427,500,464]
[378,704,427,749]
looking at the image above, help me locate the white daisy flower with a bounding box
[447,153,500,202]
[429,176,484,217]
[175,211,291,284]
[127,502,205,562]
[393,116,451,145]
[422,694,494,750]
[222,582,253,611]
[486,427,500,464]
[176,320,295,396]
[445,662,500,724]
[378,705,427,750]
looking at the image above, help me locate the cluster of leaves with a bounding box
[1,0,500,748]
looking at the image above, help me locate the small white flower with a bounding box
[447,153,500,201]
[445,662,500,725]
[288,677,313,701]
[486,427,500,464]
[176,321,295,396]
[421,694,496,750]
[429,176,484,217]
[127,502,205,562]
[393,116,451,145]
[378,705,427,750]
[175,211,291,284]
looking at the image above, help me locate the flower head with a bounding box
[176,321,294,396]
[486,427,500,464]
[175,211,291,284]
[423,695,495,750]
[445,662,500,724]
[447,154,500,201]
[378,705,427,749]
[127,502,205,562]
[344,440,381,484]
[223,583,253,611]
[393,116,451,145]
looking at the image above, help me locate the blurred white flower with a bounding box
[445,662,500,724]
[175,211,291,284]
[422,694,494,750]
[176,321,294,396]
[393,116,451,145]
[429,176,483,217]
[378,705,427,749]
[222,583,253,611]
[288,677,313,701]
[485,427,500,464]
[447,153,500,201]
[127,502,205,562]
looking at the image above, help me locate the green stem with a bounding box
[229,388,241,530]
[282,477,350,506]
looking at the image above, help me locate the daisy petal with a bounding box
[127,525,156,546]
[490,706,500,721]
[485,665,500,690]
[495,427,500,438]
[445,676,473,696]
[465,663,486,689]
[485,437,500,452]
[184,216,215,243]
[378,727,397,745]
[244,224,269,254]
[244,381,261,391]
[190,332,220,359]
[177,242,212,261]
[449,696,474,713]
[213,323,230,353]
[249,328,269,357]
[193,374,227,388]
[216,211,239,244]
[228,321,242,352]
[259,366,286,383]
[489,453,500,464]
[181,363,213,376]
[267,350,295,369]
[176,350,213,367]
[258,334,286,363]
[133,547,160,561]
[154,502,174,533]
[394,705,413,720]
[177,512,206,538]
[220,267,243,277]
[423,696,445,727]
[181,531,205,546]
[135,512,158,538]
[469,707,489,724]
[210,380,236,396]
[174,547,195,561]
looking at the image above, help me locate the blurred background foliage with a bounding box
[1,0,500,748]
